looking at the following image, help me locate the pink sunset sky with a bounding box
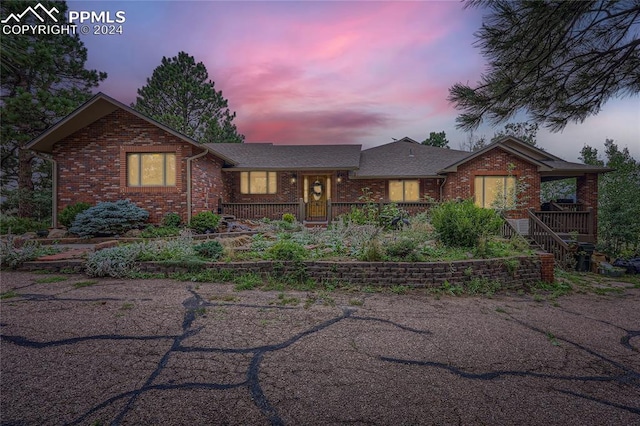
[71,0,639,161]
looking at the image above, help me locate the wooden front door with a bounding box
[307,176,327,221]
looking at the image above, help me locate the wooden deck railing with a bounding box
[329,201,433,221]
[550,202,585,211]
[533,208,593,235]
[528,209,573,268]
[220,202,301,221]
[221,200,433,222]
[500,217,519,239]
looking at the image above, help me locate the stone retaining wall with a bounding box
[22,254,552,288]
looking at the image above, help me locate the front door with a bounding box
[307,176,327,221]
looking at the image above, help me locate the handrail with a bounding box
[532,210,592,234]
[528,209,572,268]
[499,214,519,239]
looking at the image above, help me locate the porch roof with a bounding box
[205,143,362,171]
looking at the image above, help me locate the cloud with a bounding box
[239,109,394,144]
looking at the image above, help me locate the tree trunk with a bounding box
[17,147,35,217]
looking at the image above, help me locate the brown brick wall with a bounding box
[191,154,225,216]
[52,109,224,225]
[442,147,540,219]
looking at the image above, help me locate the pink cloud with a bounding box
[239,109,394,145]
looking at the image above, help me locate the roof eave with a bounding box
[26,92,238,165]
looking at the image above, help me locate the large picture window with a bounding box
[241,171,277,194]
[474,176,516,208]
[389,180,420,202]
[127,153,176,187]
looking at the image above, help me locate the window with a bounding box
[241,171,277,194]
[127,153,176,187]
[389,180,420,202]
[474,176,516,208]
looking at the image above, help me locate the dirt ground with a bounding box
[1,271,638,425]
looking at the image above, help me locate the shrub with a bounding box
[189,211,220,234]
[69,200,149,238]
[0,237,58,269]
[59,202,92,228]
[430,199,503,248]
[194,240,224,260]
[379,203,405,229]
[85,244,144,277]
[282,213,295,223]
[385,237,423,261]
[266,240,307,261]
[162,212,182,228]
[140,225,181,238]
[0,215,49,235]
[357,238,384,261]
[136,237,195,262]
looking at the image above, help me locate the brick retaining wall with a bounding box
[23,253,553,288]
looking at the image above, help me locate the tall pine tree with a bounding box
[1,0,107,218]
[132,52,244,144]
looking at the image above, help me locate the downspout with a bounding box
[439,176,447,201]
[34,152,57,228]
[186,148,209,224]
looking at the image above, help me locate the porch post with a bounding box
[298,198,305,222]
[587,207,594,237]
[327,198,332,222]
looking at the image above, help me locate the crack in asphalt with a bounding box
[2,282,639,425]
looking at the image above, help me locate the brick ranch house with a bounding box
[27,93,609,246]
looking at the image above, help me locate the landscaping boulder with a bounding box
[47,229,67,239]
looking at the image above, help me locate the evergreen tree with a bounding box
[581,140,640,255]
[492,122,538,146]
[132,52,244,144]
[0,0,107,217]
[449,1,640,131]
[421,131,450,148]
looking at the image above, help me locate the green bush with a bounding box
[136,238,195,262]
[69,200,149,238]
[189,211,220,234]
[430,199,503,248]
[0,237,58,269]
[282,213,296,223]
[162,212,182,227]
[379,203,404,229]
[0,215,49,235]
[266,240,307,261]
[194,240,224,260]
[59,202,92,228]
[140,225,181,238]
[85,244,143,277]
[385,237,423,261]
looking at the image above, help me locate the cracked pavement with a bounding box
[1,271,639,425]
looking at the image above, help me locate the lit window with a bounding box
[474,176,516,208]
[240,171,277,194]
[127,153,176,187]
[389,180,420,202]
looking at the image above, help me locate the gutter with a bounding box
[186,148,209,224]
[33,152,57,228]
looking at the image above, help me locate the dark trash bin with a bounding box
[612,258,640,274]
[575,242,595,272]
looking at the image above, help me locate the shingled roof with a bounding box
[205,143,362,171]
[351,138,469,178]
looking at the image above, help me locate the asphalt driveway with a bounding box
[1,271,638,425]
